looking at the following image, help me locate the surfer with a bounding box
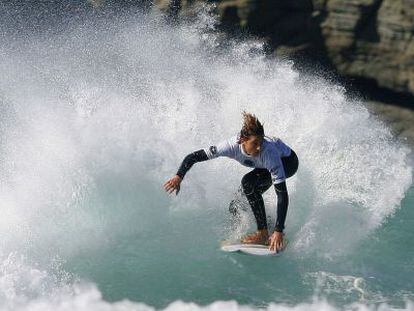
[163,112,299,252]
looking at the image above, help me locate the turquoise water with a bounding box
[63,185,414,309]
[0,7,412,311]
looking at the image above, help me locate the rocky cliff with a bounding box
[317,0,414,95]
[154,0,414,106]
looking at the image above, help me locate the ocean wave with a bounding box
[0,5,412,311]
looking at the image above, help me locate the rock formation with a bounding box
[154,0,414,105]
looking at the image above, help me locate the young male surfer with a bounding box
[163,112,299,252]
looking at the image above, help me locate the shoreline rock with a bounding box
[153,0,414,110]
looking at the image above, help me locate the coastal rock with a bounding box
[153,0,414,102]
[318,0,414,95]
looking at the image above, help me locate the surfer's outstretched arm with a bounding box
[176,149,209,179]
[163,149,209,195]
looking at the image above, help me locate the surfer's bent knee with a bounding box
[241,174,255,196]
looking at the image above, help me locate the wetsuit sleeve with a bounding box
[273,181,289,232]
[176,149,209,179]
[176,138,234,179]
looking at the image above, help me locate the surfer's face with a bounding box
[241,135,263,156]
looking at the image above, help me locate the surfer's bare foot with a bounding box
[241,229,269,245]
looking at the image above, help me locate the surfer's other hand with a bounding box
[163,175,182,195]
[268,231,284,252]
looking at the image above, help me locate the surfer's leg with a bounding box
[241,168,272,230]
[282,149,299,178]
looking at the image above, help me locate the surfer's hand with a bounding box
[268,231,284,252]
[163,175,182,195]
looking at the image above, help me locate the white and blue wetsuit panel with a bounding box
[203,135,292,185]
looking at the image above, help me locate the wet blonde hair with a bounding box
[240,111,264,139]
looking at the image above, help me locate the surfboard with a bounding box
[220,240,288,256]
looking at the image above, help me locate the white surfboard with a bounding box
[220,240,287,256]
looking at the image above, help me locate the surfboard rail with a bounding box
[220,240,288,256]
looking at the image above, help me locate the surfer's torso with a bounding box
[203,136,292,184]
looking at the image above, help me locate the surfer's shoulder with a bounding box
[205,135,239,158]
[265,136,290,149]
[262,137,278,152]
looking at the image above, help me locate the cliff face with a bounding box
[318,0,414,95]
[155,0,414,101]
